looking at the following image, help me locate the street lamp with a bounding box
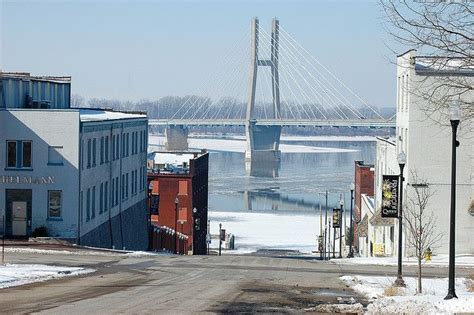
[348,183,355,258]
[394,151,406,287]
[338,198,344,258]
[147,182,153,251]
[445,100,461,300]
[174,196,179,254]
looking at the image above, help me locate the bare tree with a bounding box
[404,173,442,294]
[71,94,85,108]
[379,0,473,120]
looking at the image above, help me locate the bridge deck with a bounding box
[149,119,396,128]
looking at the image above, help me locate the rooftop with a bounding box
[79,108,147,122]
[148,151,206,175]
[2,72,71,83]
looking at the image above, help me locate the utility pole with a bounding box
[324,191,328,260]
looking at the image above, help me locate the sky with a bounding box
[1,0,399,109]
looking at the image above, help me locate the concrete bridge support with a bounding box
[245,17,281,176]
[165,125,189,151]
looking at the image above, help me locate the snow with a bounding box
[149,135,358,154]
[150,152,196,165]
[209,211,320,254]
[80,109,146,122]
[4,247,166,257]
[0,264,94,289]
[335,255,474,268]
[342,275,474,313]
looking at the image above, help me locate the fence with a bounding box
[150,225,189,255]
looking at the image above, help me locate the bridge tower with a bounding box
[245,17,282,171]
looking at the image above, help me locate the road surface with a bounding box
[0,248,469,314]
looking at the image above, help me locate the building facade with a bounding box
[148,151,209,254]
[0,72,149,250]
[394,51,473,255]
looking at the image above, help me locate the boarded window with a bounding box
[178,181,188,195]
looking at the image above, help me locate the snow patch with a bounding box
[0,264,94,289]
[342,275,474,313]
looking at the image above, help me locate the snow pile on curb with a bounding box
[334,255,474,268]
[0,264,94,289]
[342,275,474,313]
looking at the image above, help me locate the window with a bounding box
[100,137,104,165]
[92,186,96,219]
[122,133,126,157]
[48,146,63,165]
[92,138,97,167]
[6,140,32,169]
[48,190,62,218]
[87,139,91,168]
[131,132,135,155]
[99,183,103,214]
[116,135,120,159]
[111,179,115,207]
[179,180,188,195]
[121,174,125,200]
[80,191,83,222]
[126,173,129,199]
[104,181,108,212]
[134,170,138,195]
[112,135,115,160]
[86,188,91,221]
[22,141,32,167]
[105,136,109,163]
[7,141,17,167]
[126,133,130,157]
[115,177,119,205]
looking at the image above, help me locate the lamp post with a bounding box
[338,199,344,258]
[324,191,328,260]
[147,182,153,251]
[394,151,406,287]
[348,183,355,258]
[445,100,461,300]
[174,196,179,254]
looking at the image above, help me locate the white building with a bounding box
[0,72,149,250]
[390,51,473,256]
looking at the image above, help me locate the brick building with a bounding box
[147,151,209,254]
[354,160,374,221]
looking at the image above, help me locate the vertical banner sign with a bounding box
[220,229,226,241]
[381,175,399,218]
[332,208,341,228]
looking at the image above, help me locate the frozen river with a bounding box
[149,134,376,253]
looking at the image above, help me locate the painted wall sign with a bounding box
[0,175,55,185]
[381,175,399,218]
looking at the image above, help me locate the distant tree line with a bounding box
[72,94,395,137]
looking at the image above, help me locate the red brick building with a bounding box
[354,160,374,222]
[147,151,209,255]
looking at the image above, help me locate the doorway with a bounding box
[5,189,32,237]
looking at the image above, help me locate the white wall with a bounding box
[397,51,474,255]
[79,120,148,237]
[0,109,80,238]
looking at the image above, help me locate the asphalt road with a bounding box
[0,249,471,314]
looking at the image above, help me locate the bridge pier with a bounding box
[165,125,189,151]
[245,122,281,177]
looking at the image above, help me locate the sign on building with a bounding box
[381,175,399,218]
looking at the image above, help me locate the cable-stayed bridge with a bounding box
[151,18,394,170]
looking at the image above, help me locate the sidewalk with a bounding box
[333,254,474,268]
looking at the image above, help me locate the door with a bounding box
[12,201,27,236]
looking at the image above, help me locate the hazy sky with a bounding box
[1,0,399,108]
